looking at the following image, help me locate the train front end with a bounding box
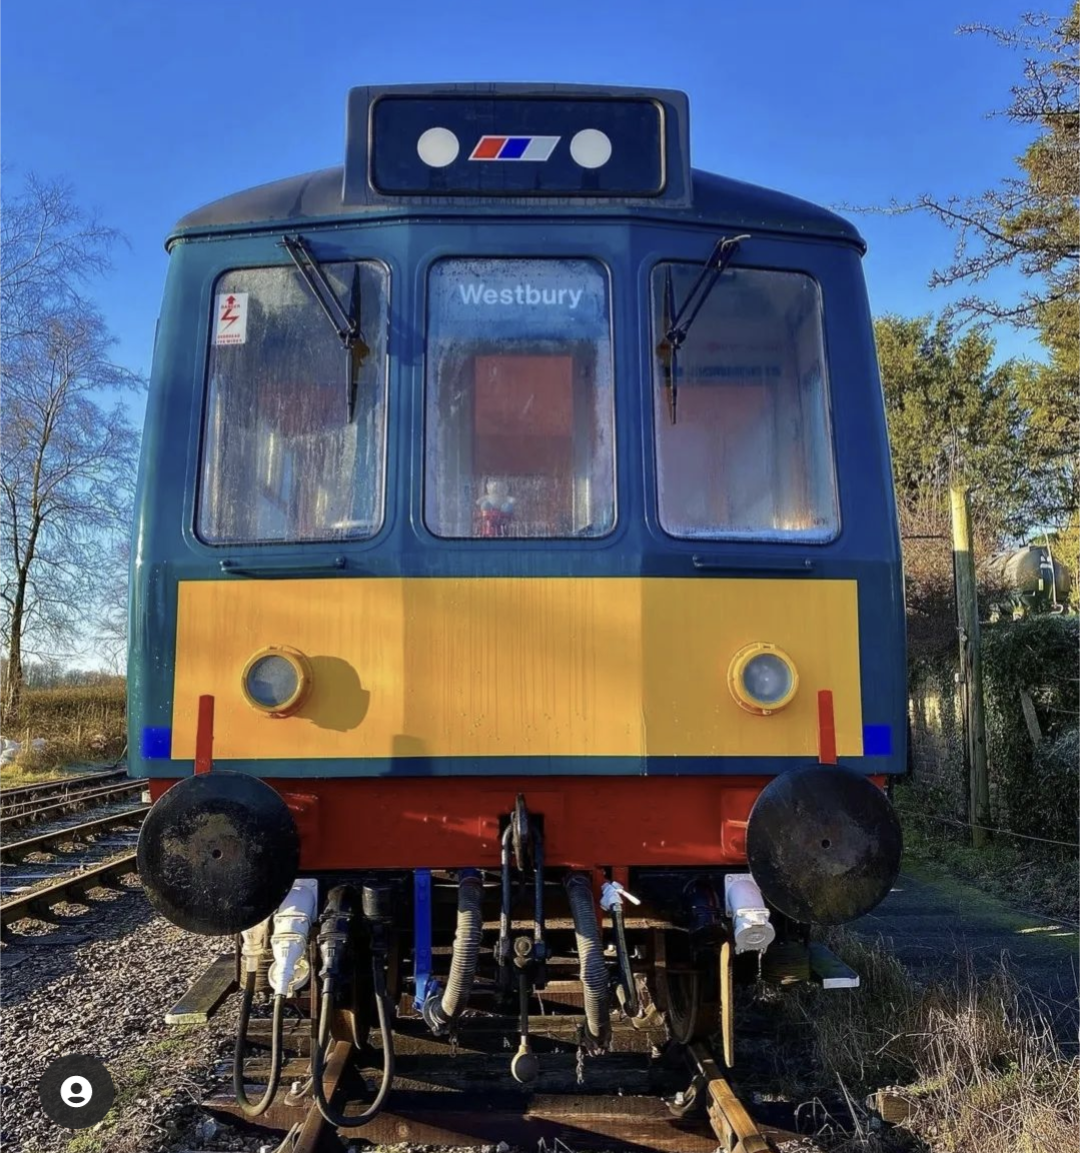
[129,85,905,1086]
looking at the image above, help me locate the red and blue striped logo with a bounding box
[469,135,561,161]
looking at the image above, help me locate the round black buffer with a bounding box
[137,771,300,936]
[746,765,902,925]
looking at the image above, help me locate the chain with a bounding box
[575,1043,586,1086]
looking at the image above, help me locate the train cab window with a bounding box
[650,265,839,541]
[197,262,388,544]
[425,258,615,539]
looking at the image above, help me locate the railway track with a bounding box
[0,766,127,816]
[0,851,139,932]
[0,778,144,831]
[0,768,147,938]
[198,973,794,1153]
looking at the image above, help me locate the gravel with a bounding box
[0,878,262,1153]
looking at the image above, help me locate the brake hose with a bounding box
[233,972,286,1117]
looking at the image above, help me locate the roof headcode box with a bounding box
[343,84,692,207]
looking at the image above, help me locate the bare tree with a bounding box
[1,175,143,718]
[1,172,122,340]
[96,538,132,674]
[2,312,140,688]
[858,7,1079,330]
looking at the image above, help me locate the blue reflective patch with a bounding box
[499,136,530,159]
[141,727,172,759]
[862,724,892,756]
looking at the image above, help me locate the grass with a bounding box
[894,781,1079,923]
[0,681,126,786]
[60,1030,200,1153]
[771,930,1079,1152]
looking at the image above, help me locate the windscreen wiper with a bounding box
[655,233,749,424]
[280,234,371,421]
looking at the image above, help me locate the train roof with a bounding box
[170,165,865,251]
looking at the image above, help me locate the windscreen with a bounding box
[198,262,388,544]
[651,265,839,541]
[425,258,615,539]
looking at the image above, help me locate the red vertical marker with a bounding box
[194,694,215,775]
[817,689,837,765]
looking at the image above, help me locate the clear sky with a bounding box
[1,0,1052,429]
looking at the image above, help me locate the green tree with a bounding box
[875,315,1034,538]
[879,8,1079,596]
[875,314,1043,647]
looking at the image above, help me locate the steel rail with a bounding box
[0,767,127,813]
[0,806,148,862]
[688,1041,777,1153]
[0,851,138,931]
[0,782,144,831]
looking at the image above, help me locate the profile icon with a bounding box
[59,1076,93,1107]
[38,1055,114,1128]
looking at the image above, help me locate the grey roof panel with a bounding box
[170,165,864,250]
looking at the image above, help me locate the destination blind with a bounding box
[369,96,665,197]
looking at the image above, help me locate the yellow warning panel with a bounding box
[171,577,862,760]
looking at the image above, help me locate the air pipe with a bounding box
[565,873,611,1051]
[422,869,484,1034]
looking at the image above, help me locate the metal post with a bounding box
[950,486,989,848]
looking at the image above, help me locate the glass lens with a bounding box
[247,655,299,708]
[742,654,793,705]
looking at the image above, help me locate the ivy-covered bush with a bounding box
[1030,728,1079,842]
[907,654,967,813]
[982,616,1078,844]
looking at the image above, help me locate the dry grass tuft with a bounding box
[780,930,1078,1152]
[0,680,126,784]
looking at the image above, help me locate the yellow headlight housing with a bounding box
[727,643,799,715]
[241,646,312,717]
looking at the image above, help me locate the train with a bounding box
[130,84,905,1126]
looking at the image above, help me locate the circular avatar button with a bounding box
[38,1055,115,1128]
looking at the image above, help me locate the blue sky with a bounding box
[2,0,1051,427]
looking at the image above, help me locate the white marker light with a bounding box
[418,127,460,168]
[570,128,612,169]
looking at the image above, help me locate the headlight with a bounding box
[727,643,798,715]
[241,647,312,717]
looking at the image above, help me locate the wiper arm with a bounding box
[280,234,370,421]
[655,233,750,424]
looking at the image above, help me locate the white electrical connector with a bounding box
[240,917,272,975]
[600,880,642,912]
[723,874,776,955]
[268,878,318,996]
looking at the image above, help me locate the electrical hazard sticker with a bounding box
[214,292,248,345]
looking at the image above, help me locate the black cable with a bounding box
[611,902,640,1017]
[233,973,285,1117]
[311,964,394,1127]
